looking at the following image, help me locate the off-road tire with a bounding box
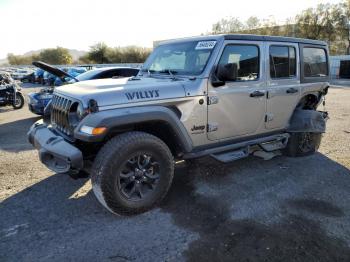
[91,131,174,215]
[12,92,24,109]
[283,132,322,157]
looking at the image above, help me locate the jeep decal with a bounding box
[125,90,159,100]
[191,124,206,132]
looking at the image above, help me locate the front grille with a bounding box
[51,94,73,136]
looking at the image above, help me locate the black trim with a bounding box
[223,34,327,46]
[184,132,289,159]
[27,120,83,174]
[189,129,285,154]
[74,106,193,153]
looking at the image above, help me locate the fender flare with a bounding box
[74,106,193,153]
[287,109,327,133]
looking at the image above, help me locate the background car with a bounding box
[68,67,139,83]
[11,69,34,80]
[54,67,87,86]
[28,61,140,115]
[21,71,36,83]
[34,68,45,84]
[43,71,56,86]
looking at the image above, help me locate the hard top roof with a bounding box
[159,34,327,46]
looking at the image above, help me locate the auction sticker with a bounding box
[195,41,216,50]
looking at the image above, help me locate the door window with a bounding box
[218,45,259,81]
[269,46,296,78]
[303,47,328,77]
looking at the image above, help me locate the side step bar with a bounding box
[211,146,250,163]
[184,133,289,162]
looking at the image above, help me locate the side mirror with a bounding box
[217,63,238,82]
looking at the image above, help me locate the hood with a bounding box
[32,61,77,81]
[55,77,187,107]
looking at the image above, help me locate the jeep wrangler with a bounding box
[28,34,329,215]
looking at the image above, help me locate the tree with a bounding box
[209,1,350,55]
[38,47,72,64]
[81,44,152,64]
[86,42,112,64]
[246,16,260,31]
[211,17,244,34]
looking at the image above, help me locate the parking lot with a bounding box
[0,84,350,261]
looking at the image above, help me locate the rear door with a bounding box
[265,42,300,130]
[207,41,267,141]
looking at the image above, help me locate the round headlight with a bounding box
[68,102,86,127]
[76,103,85,119]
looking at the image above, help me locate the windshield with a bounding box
[142,40,216,76]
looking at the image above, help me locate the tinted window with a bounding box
[270,46,296,78]
[98,70,116,79]
[117,69,139,77]
[339,60,350,79]
[303,48,328,77]
[219,45,259,81]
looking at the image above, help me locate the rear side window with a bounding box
[270,46,296,78]
[303,47,328,77]
[219,45,259,81]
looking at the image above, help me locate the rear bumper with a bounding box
[27,120,83,174]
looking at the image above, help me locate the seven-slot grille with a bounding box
[51,94,73,136]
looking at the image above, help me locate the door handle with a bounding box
[286,88,298,94]
[250,90,265,97]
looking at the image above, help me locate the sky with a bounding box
[0,0,344,59]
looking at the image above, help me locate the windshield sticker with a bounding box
[195,41,216,50]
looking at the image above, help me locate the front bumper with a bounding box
[28,103,44,115]
[27,120,83,174]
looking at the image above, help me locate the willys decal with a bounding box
[125,90,160,100]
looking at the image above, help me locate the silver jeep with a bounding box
[28,34,329,215]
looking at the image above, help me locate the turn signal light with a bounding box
[80,125,107,135]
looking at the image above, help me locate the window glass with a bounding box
[303,48,328,77]
[219,45,259,81]
[339,60,350,79]
[269,46,296,78]
[143,41,214,75]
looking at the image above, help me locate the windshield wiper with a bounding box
[140,68,156,76]
[158,69,178,80]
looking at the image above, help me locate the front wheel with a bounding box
[283,132,322,157]
[12,92,24,109]
[91,131,174,215]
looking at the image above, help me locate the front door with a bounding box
[207,41,266,141]
[265,42,301,130]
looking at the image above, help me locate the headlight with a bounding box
[76,103,85,119]
[68,102,88,127]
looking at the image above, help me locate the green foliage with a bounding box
[38,47,73,64]
[7,47,72,65]
[80,43,152,64]
[7,53,35,65]
[210,0,350,55]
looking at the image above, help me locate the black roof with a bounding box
[223,34,327,46]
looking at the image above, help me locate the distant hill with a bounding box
[0,49,87,65]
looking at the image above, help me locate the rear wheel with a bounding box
[12,92,24,109]
[91,131,174,215]
[283,132,322,157]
